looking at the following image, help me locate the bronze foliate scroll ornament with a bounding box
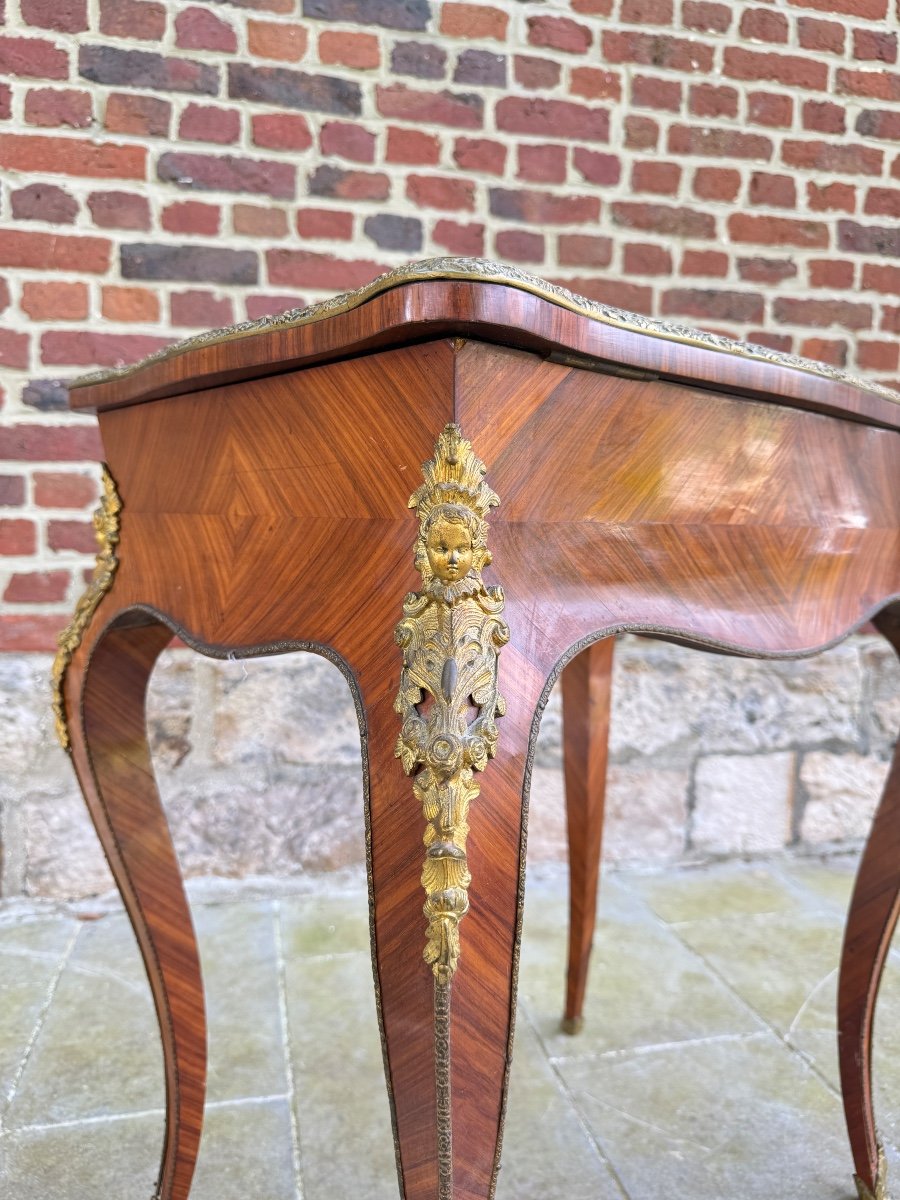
[51,464,122,751]
[395,424,509,984]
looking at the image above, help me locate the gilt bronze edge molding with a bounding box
[856,1145,892,1200]
[69,257,898,405]
[50,464,122,751]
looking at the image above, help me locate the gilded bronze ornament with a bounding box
[51,464,122,751]
[395,424,509,984]
[856,1145,891,1200]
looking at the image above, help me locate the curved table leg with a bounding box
[361,649,543,1200]
[561,637,614,1034]
[838,605,900,1200]
[67,613,206,1200]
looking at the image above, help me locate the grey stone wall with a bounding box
[1,634,897,901]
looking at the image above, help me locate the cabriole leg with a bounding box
[838,606,900,1200]
[561,636,615,1034]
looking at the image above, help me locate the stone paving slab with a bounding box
[2,857,898,1199]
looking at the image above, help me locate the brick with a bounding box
[320,121,376,163]
[739,8,789,42]
[882,307,900,334]
[0,133,145,179]
[159,152,295,200]
[252,113,313,151]
[602,32,714,72]
[854,29,897,62]
[310,164,389,201]
[729,214,828,248]
[514,56,562,91]
[302,0,430,30]
[440,3,508,40]
[570,67,621,101]
[0,36,68,80]
[105,93,170,138]
[391,41,446,80]
[631,160,680,195]
[748,332,793,353]
[0,85,10,121]
[552,276,653,312]
[747,92,793,127]
[489,187,599,225]
[175,8,237,53]
[0,476,26,506]
[669,125,772,160]
[495,229,544,263]
[21,379,69,411]
[0,331,30,369]
[21,281,88,321]
[862,263,900,293]
[662,289,764,322]
[21,0,87,32]
[41,330,172,367]
[170,290,234,328]
[527,15,592,54]
[318,31,380,69]
[518,144,567,184]
[48,519,97,554]
[803,100,845,134]
[681,249,728,277]
[857,110,900,141]
[782,140,883,176]
[612,202,716,238]
[4,571,69,603]
[787,0,886,15]
[100,0,166,40]
[409,175,474,210]
[724,47,827,89]
[621,0,674,20]
[807,181,856,212]
[266,250,387,290]
[24,88,92,129]
[246,294,305,320]
[631,75,681,111]
[857,341,899,372]
[377,84,482,129]
[179,103,241,145]
[689,83,738,119]
[839,220,900,257]
[88,191,151,230]
[798,17,844,54]
[558,234,613,267]
[624,243,672,275]
[0,280,8,313]
[229,63,361,116]
[34,472,97,508]
[809,259,854,288]
[296,207,353,238]
[836,69,900,101]
[432,219,484,256]
[749,172,796,208]
[865,187,900,217]
[624,116,658,150]
[11,183,78,224]
[454,49,506,87]
[80,45,218,94]
[774,298,873,331]
[162,200,221,236]
[0,424,102,461]
[0,615,73,651]
[235,204,290,237]
[572,0,613,10]
[572,148,621,185]
[497,97,609,142]
[101,286,160,323]
[454,137,506,174]
[0,520,36,556]
[363,213,423,251]
[386,127,440,165]
[682,1,731,31]
[0,230,110,273]
[801,338,847,367]
[248,20,308,61]
[121,243,259,284]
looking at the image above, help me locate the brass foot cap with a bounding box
[560,1015,583,1036]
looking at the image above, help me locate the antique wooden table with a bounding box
[54,259,900,1200]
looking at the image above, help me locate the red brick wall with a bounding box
[1,0,899,649]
